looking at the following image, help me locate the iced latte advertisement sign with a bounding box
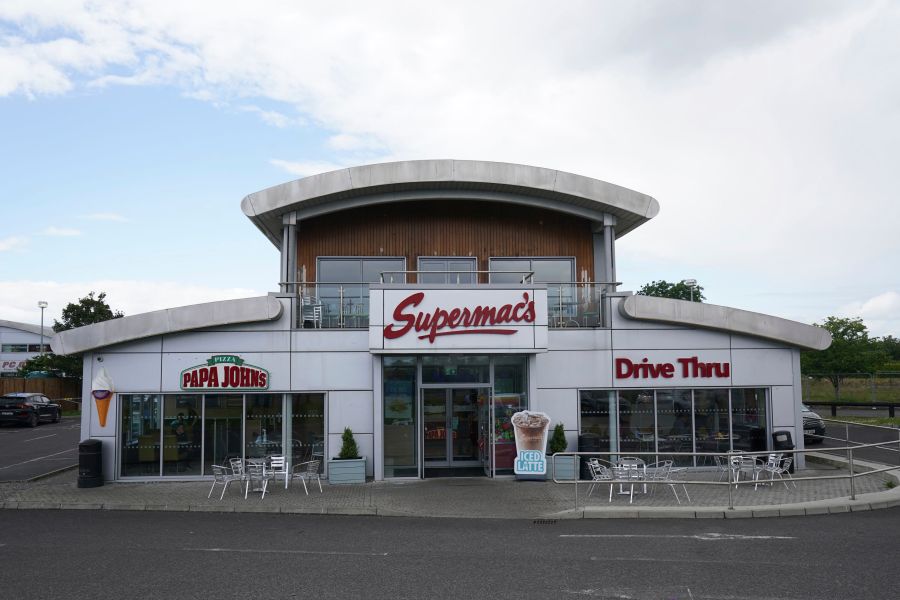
[511,410,551,476]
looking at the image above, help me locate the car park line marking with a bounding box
[187,547,389,557]
[23,434,57,443]
[0,448,75,470]
[562,533,796,541]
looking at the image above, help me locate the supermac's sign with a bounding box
[370,288,548,352]
[180,355,269,390]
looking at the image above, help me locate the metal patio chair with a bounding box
[754,453,783,490]
[244,462,270,499]
[208,465,242,500]
[268,455,290,489]
[586,459,614,502]
[291,459,323,494]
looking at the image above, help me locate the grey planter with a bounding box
[552,455,577,480]
[328,457,366,484]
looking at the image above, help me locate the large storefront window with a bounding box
[384,357,417,477]
[731,388,768,452]
[617,390,655,456]
[492,355,528,475]
[203,394,243,474]
[162,395,202,476]
[291,394,325,471]
[120,393,325,479]
[578,388,770,466]
[245,394,283,459]
[656,389,693,466]
[120,394,161,476]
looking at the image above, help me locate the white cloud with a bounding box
[79,212,131,222]
[42,226,82,236]
[0,1,898,328]
[238,105,299,128]
[269,159,345,177]
[838,291,900,338]
[0,236,28,251]
[0,280,265,326]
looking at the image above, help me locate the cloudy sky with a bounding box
[1,1,897,336]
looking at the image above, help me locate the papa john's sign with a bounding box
[369,287,548,352]
[180,354,269,390]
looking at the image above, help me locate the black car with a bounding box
[0,393,61,427]
[802,404,826,444]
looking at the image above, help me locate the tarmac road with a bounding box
[817,421,900,467]
[0,418,80,481]
[0,508,897,600]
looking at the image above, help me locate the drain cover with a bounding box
[532,519,558,525]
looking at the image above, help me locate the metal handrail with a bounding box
[551,442,900,510]
[378,270,536,284]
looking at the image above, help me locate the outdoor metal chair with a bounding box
[754,453,784,490]
[586,460,615,502]
[763,456,797,490]
[291,459,323,494]
[713,455,730,481]
[208,465,242,500]
[645,460,690,505]
[244,462,270,499]
[268,455,290,489]
[300,297,323,328]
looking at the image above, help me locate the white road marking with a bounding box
[187,547,388,557]
[0,448,76,470]
[23,434,57,443]
[561,533,796,541]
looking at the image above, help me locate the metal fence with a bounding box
[802,372,900,404]
[550,441,900,511]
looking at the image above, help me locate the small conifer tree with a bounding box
[338,427,360,459]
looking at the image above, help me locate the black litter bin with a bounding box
[78,439,103,488]
[772,430,795,473]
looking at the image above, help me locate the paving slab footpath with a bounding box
[2,458,899,520]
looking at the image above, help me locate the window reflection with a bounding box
[120,394,161,476]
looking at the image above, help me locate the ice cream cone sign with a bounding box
[91,367,114,428]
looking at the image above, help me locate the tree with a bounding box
[800,316,888,399]
[636,280,705,302]
[17,291,124,378]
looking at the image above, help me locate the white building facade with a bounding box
[53,160,830,482]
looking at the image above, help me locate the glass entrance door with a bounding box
[422,387,484,472]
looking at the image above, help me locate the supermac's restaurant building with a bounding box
[53,160,831,482]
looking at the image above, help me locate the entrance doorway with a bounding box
[422,388,484,476]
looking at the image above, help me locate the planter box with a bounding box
[552,455,577,480]
[328,458,366,484]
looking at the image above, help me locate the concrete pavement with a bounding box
[2,454,899,519]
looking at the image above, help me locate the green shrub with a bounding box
[338,427,360,459]
[548,422,567,454]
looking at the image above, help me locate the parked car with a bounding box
[0,393,61,427]
[802,404,825,444]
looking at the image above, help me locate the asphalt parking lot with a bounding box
[0,418,81,481]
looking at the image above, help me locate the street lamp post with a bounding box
[37,301,48,357]
[681,279,698,302]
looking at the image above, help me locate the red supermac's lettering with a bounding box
[615,356,729,379]
[383,292,535,343]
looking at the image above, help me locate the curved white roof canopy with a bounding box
[0,319,53,337]
[241,160,660,249]
[51,296,283,355]
[619,295,832,351]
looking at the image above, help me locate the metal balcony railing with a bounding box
[291,276,617,330]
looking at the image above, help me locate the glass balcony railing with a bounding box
[295,281,609,330]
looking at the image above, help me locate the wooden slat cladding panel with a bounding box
[297,200,594,282]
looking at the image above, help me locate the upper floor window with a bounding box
[2,344,29,353]
[317,257,407,284]
[418,257,476,284]
[488,258,575,283]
